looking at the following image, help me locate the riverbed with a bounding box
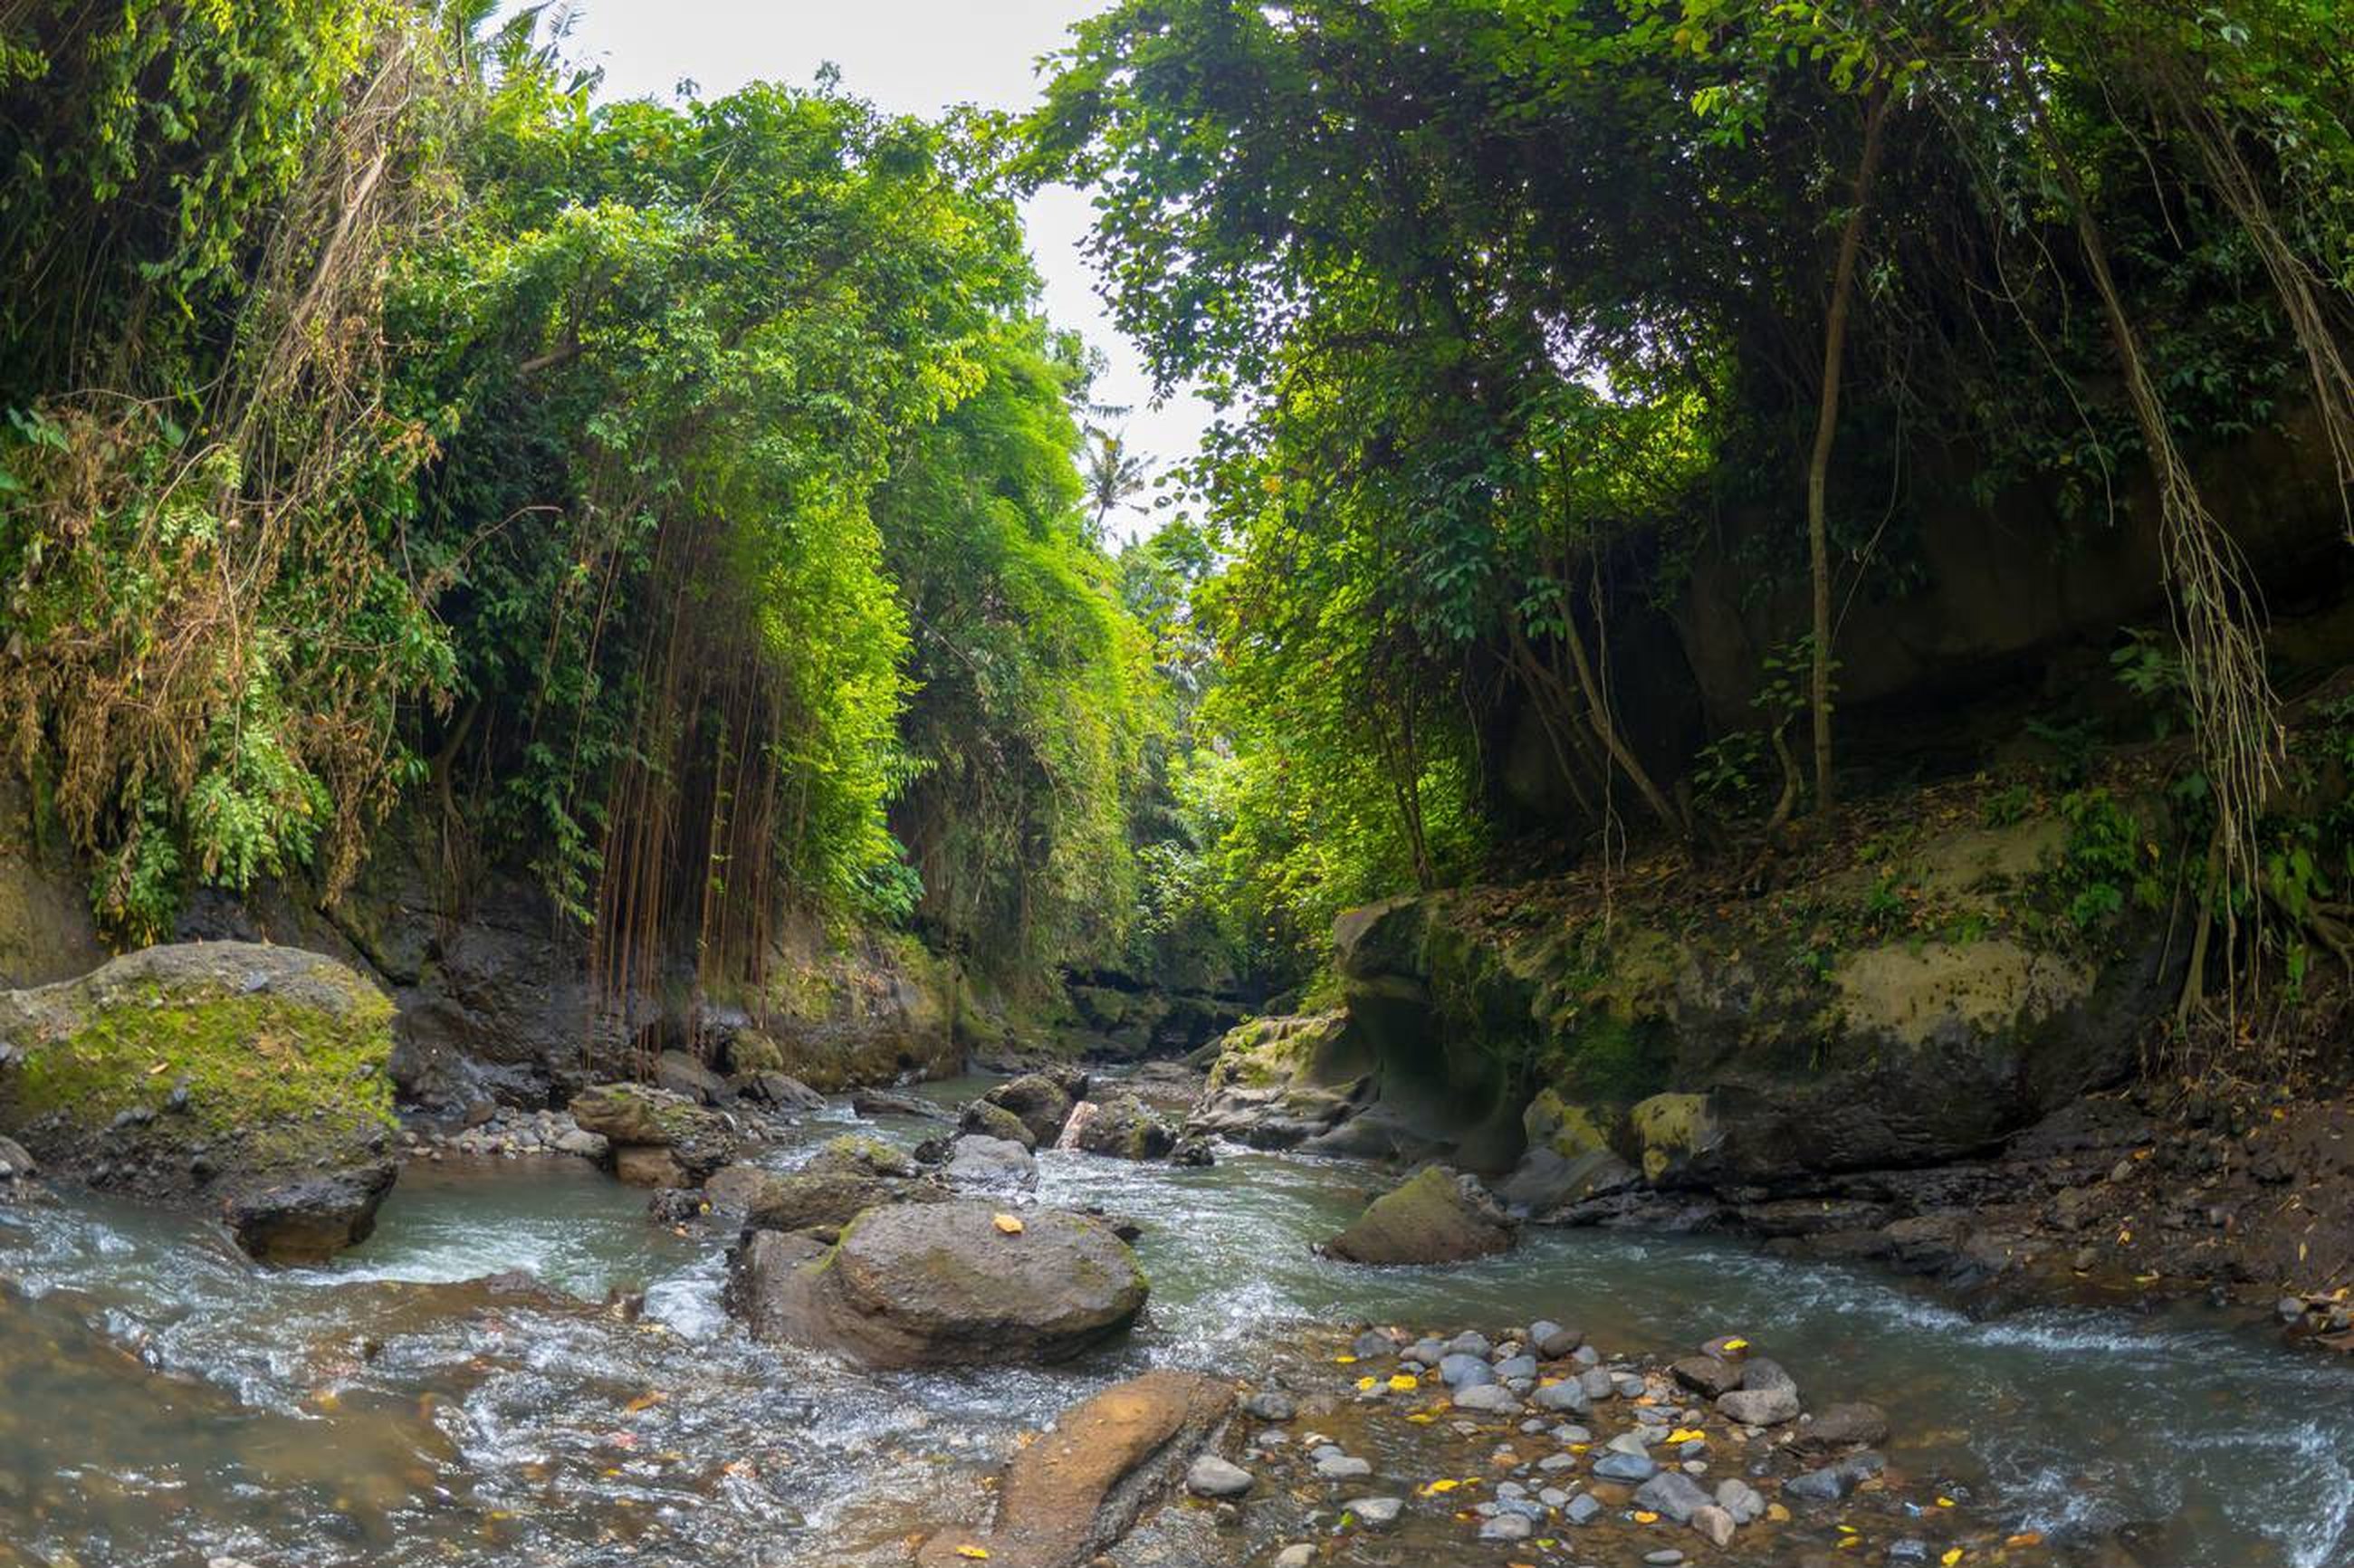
[0,1076,2347,1568]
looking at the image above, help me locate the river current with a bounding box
[0,1074,2347,1568]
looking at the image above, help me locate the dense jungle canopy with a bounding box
[3,0,2352,1067]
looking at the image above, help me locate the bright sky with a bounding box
[546,0,1208,539]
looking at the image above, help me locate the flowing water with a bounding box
[1,1074,2349,1568]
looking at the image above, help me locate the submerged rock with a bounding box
[916,1369,1232,1567]
[0,942,398,1257]
[1322,1165,1517,1265]
[731,1198,1147,1366]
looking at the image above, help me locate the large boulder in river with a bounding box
[1070,1094,1176,1161]
[916,1370,1235,1568]
[960,1095,1038,1150]
[981,1071,1083,1147]
[567,1083,740,1183]
[731,1199,1148,1366]
[0,942,397,1257]
[1323,1165,1517,1266]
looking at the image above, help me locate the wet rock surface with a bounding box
[728,1197,1148,1366]
[916,1370,1234,1568]
[1323,1165,1518,1265]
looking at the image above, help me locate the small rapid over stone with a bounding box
[0,1075,2348,1568]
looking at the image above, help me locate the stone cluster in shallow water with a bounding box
[1196,1317,2059,1566]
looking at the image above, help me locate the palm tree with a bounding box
[1081,424,1155,540]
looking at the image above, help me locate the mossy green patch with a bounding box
[0,944,394,1181]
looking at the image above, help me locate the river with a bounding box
[0,1074,2347,1568]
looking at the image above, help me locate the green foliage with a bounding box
[2051,789,2160,932]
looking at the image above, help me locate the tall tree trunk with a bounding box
[1805,90,1892,815]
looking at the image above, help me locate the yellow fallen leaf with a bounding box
[624,1391,665,1413]
[1666,1429,1706,1444]
[1355,1375,1379,1391]
[955,1548,990,1562]
[1334,1354,1358,1365]
[992,1214,1024,1235]
[1634,1511,1660,1525]
[1722,1337,1749,1351]
[1942,1551,1964,1566]
[2005,1532,2043,1548]
[1838,1539,1861,1553]
[1935,1496,1955,1508]
[1388,1373,1419,1391]
[1421,1478,1460,1496]
[1766,1503,1791,1524]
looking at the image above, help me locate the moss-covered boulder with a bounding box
[0,942,397,1257]
[567,1083,741,1183]
[983,1072,1082,1146]
[1322,1165,1517,1266]
[730,1199,1148,1366]
[1070,1094,1177,1161]
[960,1095,1037,1150]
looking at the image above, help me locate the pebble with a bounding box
[1565,1492,1603,1525]
[1445,1331,1493,1358]
[1185,1455,1254,1498]
[1592,1450,1658,1483]
[1716,1477,1766,1523]
[1494,1353,1538,1382]
[1532,1380,1591,1412]
[1644,1551,1686,1565]
[1478,1513,1533,1543]
[1440,1352,1495,1389]
[1243,1391,1297,1421]
[1345,1496,1402,1527]
[1313,1453,1373,1480]
[1691,1503,1737,1546]
[1452,1383,1519,1414]
[1274,1547,1315,1568]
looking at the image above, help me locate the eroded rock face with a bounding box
[730,1199,1148,1366]
[916,1370,1234,1568]
[0,942,398,1257]
[1323,1166,1517,1266]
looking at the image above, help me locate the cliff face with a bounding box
[0,789,969,1112]
[1199,785,2185,1203]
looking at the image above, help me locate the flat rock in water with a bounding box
[730,1198,1146,1367]
[943,1133,1038,1190]
[222,1161,397,1264]
[1185,1454,1253,1497]
[1321,1166,1517,1265]
[916,1369,1231,1568]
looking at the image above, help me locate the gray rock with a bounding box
[1565,1492,1603,1525]
[1440,1353,1495,1388]
[1578,1367,1616,1400]
[1186,1454,1254,1497]
[1274,1547,1316,1568]
[1690,1504,1737,1546]
[1314,1453,1373,1481]
[1532,1380,1592,1413]
[1592,1450,1658,1483]
[1643,1552,1686,1566]
[1344,1496,1402,1527]
[1634,1469,1711,1525]
[1444,1330,1493,1358]
[1717,1384,1801,1426]
[1494,1353,1538,1382]
[1531,1320,1584,1359]
[1715,1477,1766,1525]
[1452,1383,1519,1415]
[1479,1514,1533,1543]
[222,1162,397,1264]
[943,1133,1038,1190]
[1242,1390,1297,1422]
[729,1200,1144,1366]
[1671,1354,1744,1398]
